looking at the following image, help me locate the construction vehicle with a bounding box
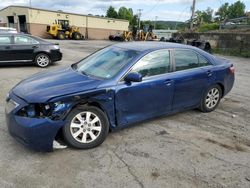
[108,31,133,41]
[123,31,133,41]
[109,25,157,42]
[47,20,84,40]
[137,30,157,41]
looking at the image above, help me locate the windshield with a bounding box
[76,47,138,79]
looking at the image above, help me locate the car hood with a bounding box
[12,66,102,103]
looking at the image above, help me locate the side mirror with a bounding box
[124,72,143,83]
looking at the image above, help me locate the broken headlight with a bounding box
[17,101,72,120]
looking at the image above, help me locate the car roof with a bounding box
[0,32,25,36]
[113,41,202,52]
[0,33,48,42]
[0,27,17,30]
[0,31,18,34]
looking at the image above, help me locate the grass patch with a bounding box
[197,23,220,32]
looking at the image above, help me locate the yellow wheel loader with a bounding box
[47,20,84,40]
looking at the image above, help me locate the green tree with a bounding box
[194,10,204,26]
[118,7,133,20]
[202,7,213,23]
[193,7,213,27]
[228,0,246,19]
[130,15,138,28]
[215,1,246,21]
[117,7,136,27]
[106,6,118,18]
[215,2,229,21]
[106,6,137,28]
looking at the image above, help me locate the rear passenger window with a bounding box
[131,50,170,78]
[14,36,38,44]
[198,54,211,66]
[174,50,199,71]
[0,36,11,44]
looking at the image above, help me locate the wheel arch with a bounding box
[74,101,106,113]
[67,100,112,128]
[216,82,225,97]
[54,100,111,145]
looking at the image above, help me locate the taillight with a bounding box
[229,65,235,74]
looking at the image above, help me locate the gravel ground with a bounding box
[0,40,250,188]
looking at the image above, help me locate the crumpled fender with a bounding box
[48,88,117,129]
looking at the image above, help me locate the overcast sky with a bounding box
[1,0,250,21]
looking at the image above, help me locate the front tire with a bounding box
[35,53,51,68]
[200,85,222,112]
[63,106,109,149]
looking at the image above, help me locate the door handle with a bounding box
[207,70,212,77]
[164,79,172,86]
[32,45,38,49]
[5,46,10,50]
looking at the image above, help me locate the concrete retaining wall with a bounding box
[173,32,250,57]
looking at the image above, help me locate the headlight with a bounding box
[16,101,72,120]
[17,104,42,118]
[26,105,36,118]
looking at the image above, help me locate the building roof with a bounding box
[0,5,129,23]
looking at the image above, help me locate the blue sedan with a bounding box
[5,42,235,151]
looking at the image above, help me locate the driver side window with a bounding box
[131,50,170,78]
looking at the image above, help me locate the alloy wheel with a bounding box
[37,55,50,67]
[70,111,102,143]
[205,88,220,109]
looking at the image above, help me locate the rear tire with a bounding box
[63,106,109,149]
[57,31,65,40]
[35,53,51,68]
[73,32,82,40]
[200,84,222,112]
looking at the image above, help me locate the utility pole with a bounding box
[190,0,196,30]
[137,9,143,30]
[29,0,32,7]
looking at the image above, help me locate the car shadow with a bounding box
[110,108,200,133]
[0,64,35,69]
[0,62,59,69]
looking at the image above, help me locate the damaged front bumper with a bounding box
[5,92,65,152]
